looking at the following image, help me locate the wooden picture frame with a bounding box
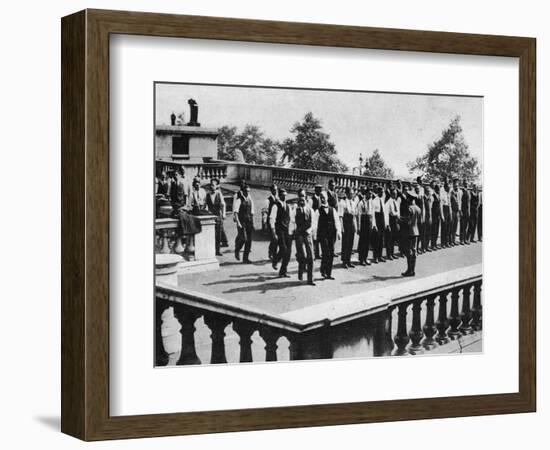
[61,9,536,441]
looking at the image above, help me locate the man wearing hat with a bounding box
[269,188,293,277]
[356,185,374,265]
[315,191,341,280]
[401,189,422,277]
[339,186,358,268]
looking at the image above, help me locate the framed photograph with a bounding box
[61,9,536,441]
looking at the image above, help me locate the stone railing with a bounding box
[155,216,219,275]
[156,158,482,198]
[155,218,187,255]
[155,265,482,365]
[156,159,228,182]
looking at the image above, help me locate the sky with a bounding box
[155,82,483,178]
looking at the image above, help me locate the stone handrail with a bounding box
[155,264,483,365]
[156,159,481,197]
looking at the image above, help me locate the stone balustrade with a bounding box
[157,159,481,199]
[155,265,483,366]
[156,215,219,275]
[156,160,228,182]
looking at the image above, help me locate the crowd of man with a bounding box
[156,167,483,286]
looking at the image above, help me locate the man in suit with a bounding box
[460,179,471,245]
[295,190,316,285]
[266,184,279,262]
[468,184,480,243]
[372,185,387,263]
[477,188,483,242]
[339,186,358,268]
[316,191,341,280]
[386,188,400,260]
[311,184,323,259]
[414,184,425,254]
[431,183,442,250]
[233,184,254,264]
[356,185,374,265]
[170,167,189,210]
[423,185,433,252]
[270,188,293,278]
[449,179,461,246]
[327,179,338,208]
[206,178,226,256]
[440,181,451,248]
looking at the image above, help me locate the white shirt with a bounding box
[233,195,255,221]
[269,201,296,235]
[338,197,357,217]
[372,195,386,214]
[356,197,374,216]
[440,189,450,206]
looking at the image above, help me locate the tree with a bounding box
[281,112,349,173]
[363,149,395,178]
[217,124,281,166]
[407,115,480,183]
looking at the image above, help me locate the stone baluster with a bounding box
[159,229,171,254]
[408,299,425,355]
[447,287,462,340]
[393,302,410,356]
[259,327,281,362]
[422,294,438,350]
[471,281,483,331]
[287,334,303,361]
[459,283,474,335]
[173,230,185,254]
[203,313,231,364]
[155,299,170,366]
[435,291,450,345]
[172,305,202,365]
[372,308,394,357]
[232,320,256,363]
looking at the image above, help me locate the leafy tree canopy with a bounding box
[281,112,349,173]
[407,115,480,183]
[363,149,395,179]
[217,124,281,166]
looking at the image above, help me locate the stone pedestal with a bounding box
[155,253,183,286]
[177,214,219,275]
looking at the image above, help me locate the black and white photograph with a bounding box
[154,82,483,366]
